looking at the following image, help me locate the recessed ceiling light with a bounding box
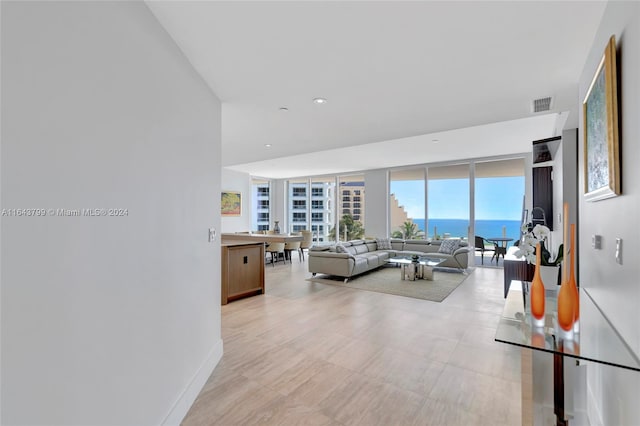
[432,139,440,143]
[313,97,327,104]
[279,107,289,111]
[264,144,272,148]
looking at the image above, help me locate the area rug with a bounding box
[306,266,471,302]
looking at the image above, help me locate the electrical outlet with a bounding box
[209,227,216,242]
[592,235,602,249]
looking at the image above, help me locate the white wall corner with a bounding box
[161,338,224,426]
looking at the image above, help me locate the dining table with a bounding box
[487,237,514,263]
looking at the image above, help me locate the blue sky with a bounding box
[390,176,524,220]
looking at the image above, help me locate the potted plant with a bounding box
[515,224,563,287]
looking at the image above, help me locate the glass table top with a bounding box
[495,281,640,372]
[387,256,446,267]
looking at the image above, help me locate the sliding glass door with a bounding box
[287,178,309,234]
[427,164,470,240]
[474,159,525,245]
[310,177,336,243]
[389,168,426,239]
[335,174,365,241]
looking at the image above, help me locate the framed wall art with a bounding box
[583,35,620,202]
[221,191,242,216]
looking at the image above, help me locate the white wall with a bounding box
[577,2,640,424]
[272,179,287,232]
[1,2,222,425]
[221,169,251,232]
[363,170,388,238]
[541,129,578,258]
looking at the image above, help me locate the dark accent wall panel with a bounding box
[533,166,553,230]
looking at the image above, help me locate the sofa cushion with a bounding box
[352,256,370,274]
[404,239,430,252]
[390,239,405,251]
[365,242,377,252]
[375,237,393,250]
[346,246,358,256]
[373,251,390,262]
[362,253,381,267]
[354,244,370,255]
[438,239,460,254]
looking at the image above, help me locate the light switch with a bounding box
[615,238,622,264]
[209,227,217,242]
[592,235,601,249]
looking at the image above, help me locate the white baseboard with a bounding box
[162,338,224,426]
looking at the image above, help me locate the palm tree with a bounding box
[391,220,424,239]
[329,214,365,241]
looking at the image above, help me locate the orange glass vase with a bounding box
[568,224,580,333]
[557,222,578,339]
[530,243,546,327]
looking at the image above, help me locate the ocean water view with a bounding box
[411,218,522,244]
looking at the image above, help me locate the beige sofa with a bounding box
[308,238,469,282]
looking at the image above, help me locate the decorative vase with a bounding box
[568,224,580,333]
[530,243,546,328]
[273,221,280,234]
[557,274,576,339]
[539,265,560,290]
[557,204,576,339]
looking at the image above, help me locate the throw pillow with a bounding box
[438,239,460,254]
[335,244,347,253]
[376,237,393,250]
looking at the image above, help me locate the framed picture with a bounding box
[221,191,241,216]
[583,35,620,202]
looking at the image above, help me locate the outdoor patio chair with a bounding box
[475,235,496,265]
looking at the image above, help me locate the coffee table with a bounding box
[386,256,446,281]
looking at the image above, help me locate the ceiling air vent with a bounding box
[532,96,553,113]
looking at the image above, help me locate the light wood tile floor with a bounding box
[183,261,521,425]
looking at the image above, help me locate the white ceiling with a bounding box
[147,1,607,179]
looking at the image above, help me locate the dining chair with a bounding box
[265,242,285,266]
[284,241,302,263]
[299,230,313,260]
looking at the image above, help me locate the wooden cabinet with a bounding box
[221,241,265,305]
[503,247,535,298]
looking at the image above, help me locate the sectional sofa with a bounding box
[308,238,470,282]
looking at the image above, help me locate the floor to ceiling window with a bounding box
[276,155,525,252]
[251,178,270,231]
[427,164,470,240]
[334,174,365,241]
[283,177,337,242]
[474,159,525,244]
[310,177,336,243]
[288,178,309,234]
[389,168,426,239]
